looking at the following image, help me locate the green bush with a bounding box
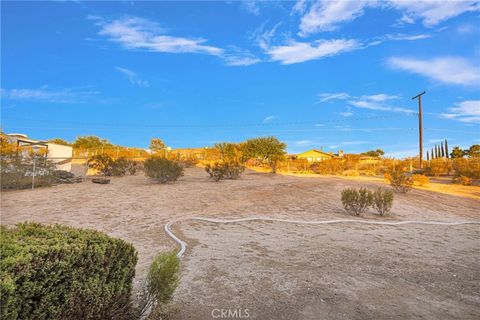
[0,223,137,320]
[385,170,412,193]
[144,157,184,183]
[341,187,373,216]
[138,251,180,317]
[372,188,394,216]
[205,162,245,182]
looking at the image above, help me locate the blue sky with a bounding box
[1,0,479,156]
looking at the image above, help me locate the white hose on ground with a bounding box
[164,217,480,258]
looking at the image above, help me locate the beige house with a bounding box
[5,133,73,171]
[295,149,336,162]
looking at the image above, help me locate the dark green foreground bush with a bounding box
[0,223,138,320]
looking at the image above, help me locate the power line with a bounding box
[1,114,416,129]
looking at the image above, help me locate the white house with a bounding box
[5,133,73,171]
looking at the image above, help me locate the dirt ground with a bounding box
[1,167,479,319]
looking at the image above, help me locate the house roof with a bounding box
[296,149,334,157]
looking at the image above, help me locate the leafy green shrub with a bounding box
[385,170,412,193]
[341,187,373,216]
[138,251,180,317]
[144,157,184,183]
[0,223,137,320]
[372,188,394,216]
[205,162,245,182]
[412,174,429,186]
[452,175,473,186]
[1,154,55,190]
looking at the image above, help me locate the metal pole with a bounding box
[31,158,36,190]
[412,91,426,169]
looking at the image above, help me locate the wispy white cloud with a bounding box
[317,92,413,113]
[241,0,260,15]
[263,115,276,123]
[291,0,308,16]
[92,16,224,56]
[341,140,369,146]
[387,56,480,86]
[348,94,415,113]
[298,0,372,36]
[294,139,314,146]
[389,0,480,27]
[318,92,350,103]
[295,0,479,36]
[266,39,360,64]
[1,87,98,104]
[223,46,261,66]
[441,100,480,123]
[385,33,432,41]
[115,67,149,87]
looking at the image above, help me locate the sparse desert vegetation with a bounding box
[1,166,479,319]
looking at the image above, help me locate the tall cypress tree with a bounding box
[434,145,437,158]
[427,150,430,161]
[432,147,435,159]
[441,141,445,157]
[445,139,449,159]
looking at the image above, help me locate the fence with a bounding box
[0,156,90,190]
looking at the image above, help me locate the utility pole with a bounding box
[412,91,426,169]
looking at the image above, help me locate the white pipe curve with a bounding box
[164,217,480,258]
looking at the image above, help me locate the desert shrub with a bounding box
[1,154,55,190]
[341,187,373,216]
[412,174,429,186]
[0,223,137,320]
[452,175,473,186]
[127,161,139,175]
[88,154,115,175]
[178,158,198,168]
[425,159,451,177]
[110,157,130,176]
[360,170,377,176]
[372,188,394,216]
[205,162,244,181]
[138,251,180,317]
[88,154,137,176]
[310,159,344,175]
[385,170,412,193]
[452,158,480,179]
[342,169,359,177]
[144,157,184,183]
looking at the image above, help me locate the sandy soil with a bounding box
[1,167,479,318]
[172,221,479,320]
